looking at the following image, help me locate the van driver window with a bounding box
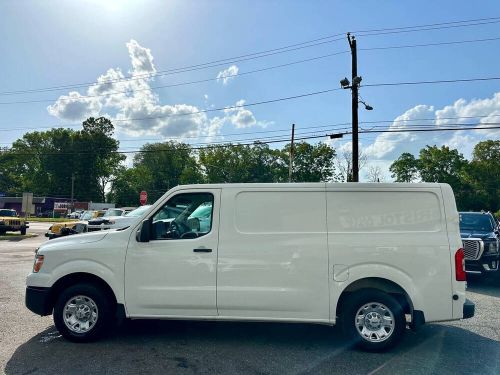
[151,193,213,240]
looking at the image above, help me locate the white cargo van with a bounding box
[26,183,474,351]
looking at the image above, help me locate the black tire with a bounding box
[53,283,114,342]
[20,227,27,235]
[341,289,405,352]
[0,230,5,235]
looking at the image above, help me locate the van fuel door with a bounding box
[333,264,349,282]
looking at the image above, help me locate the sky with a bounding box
[1,0,499,181]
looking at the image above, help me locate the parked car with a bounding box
[26,183,474,351]
[45,210,98,239]
[37,210,54,218]
[87,205,151,231]
[67,210,83,219]
[0,209,29,235]
[459,211,499,275]
[87,208,128,231]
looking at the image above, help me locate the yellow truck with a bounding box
[0,209,29,235]
[45,210,100,239]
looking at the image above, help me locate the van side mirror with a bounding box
[136,219,151,243]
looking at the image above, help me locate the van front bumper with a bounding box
[463,299,475,319]
[25,286,52,316]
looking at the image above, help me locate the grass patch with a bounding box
[28,217,75,222]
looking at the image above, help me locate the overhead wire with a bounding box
[2,124,499,156]
[2,16,500,96]
[1,75,499,133]
[2,36,500,106]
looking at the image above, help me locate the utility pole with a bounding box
[71,173,75,212]
[348,33,359,182]
[288,123,295,182]
[340,33,373,182]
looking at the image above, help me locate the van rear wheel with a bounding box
[341,289,405,352]
[53,283,113,342]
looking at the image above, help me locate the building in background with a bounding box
[0,197,114,216]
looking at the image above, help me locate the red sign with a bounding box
[139,191,148,205]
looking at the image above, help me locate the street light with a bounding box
[359,99,373,111]
[340,77,350,88]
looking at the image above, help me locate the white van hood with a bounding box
[40,231,109,251]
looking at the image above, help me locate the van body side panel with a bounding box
[326,187,453,323]
[217,187,330,321]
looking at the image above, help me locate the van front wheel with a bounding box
[341,289,405,352]
[53,283,113,342]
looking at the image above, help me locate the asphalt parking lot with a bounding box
[0,226,499,375]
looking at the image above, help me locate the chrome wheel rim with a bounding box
[63,295,98,334]
[355,302,395,343]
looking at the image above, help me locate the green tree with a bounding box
[2,128,77,196]
[284,142,338,182]
[0,117,123,202]
[463,140,500,211]
[132,141,203,202]
[389,152,419,182]
[199,142,283,183]
[417,145,469,209]
[73,117,125,202]
[417,145,467,184]
[108,165,154,207]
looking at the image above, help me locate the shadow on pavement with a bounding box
[467,274,500,298]
[5,320,500,375]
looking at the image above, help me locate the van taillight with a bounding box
[455,248,466,281]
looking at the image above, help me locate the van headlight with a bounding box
[33,254,45,273]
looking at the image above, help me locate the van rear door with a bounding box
[326,185,453,323]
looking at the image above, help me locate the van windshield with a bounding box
[80,211,94,221]
[125,205,151,217]
[459,213,494,232]
[104,209,123,217]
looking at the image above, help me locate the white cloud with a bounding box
[47,42,268,140]
[361,92,500,181]
[126,39,156,77]
[364,105,434,159]
[216,64,239,85]
[47,91,102,121]
[435,93,500,138]
[223,100,273,129]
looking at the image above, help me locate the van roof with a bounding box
[171,182,448,190]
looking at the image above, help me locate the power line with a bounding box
[113,122,494,149]
[364,76,500,88]
[1,75,499,132]
[0,51,350,105]
[2,124,498,156]
[3,35,500,106]
[1,109,499,139]
[359,36,500,52]
[2,16,500,96]
[0,121,488,148]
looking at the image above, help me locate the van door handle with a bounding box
[193,248,212,253]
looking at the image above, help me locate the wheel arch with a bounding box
[335,277,415,319]
[48,272,117,312]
